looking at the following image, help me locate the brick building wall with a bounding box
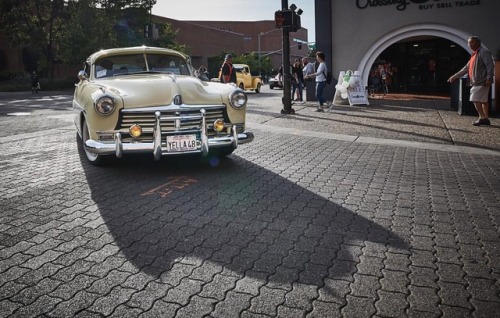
[154,17,308,74]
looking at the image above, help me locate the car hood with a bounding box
[96,74,228,108]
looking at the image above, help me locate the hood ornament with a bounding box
[173,94,182,105]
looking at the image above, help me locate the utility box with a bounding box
[305,80,316,101]
[458,78,475,115]
[451,78,492,116]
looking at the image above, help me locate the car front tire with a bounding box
[81,120,109,166]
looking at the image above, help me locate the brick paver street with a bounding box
[1,88,499,317]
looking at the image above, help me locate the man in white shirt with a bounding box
[302,57,316,103]
[302,57,314,78]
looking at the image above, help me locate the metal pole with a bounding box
[149,2,152,45]
[258,33,262,76]
[281,0,294,114]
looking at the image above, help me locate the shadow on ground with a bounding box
[80,150,409,295]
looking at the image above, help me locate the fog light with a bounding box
[129,124,142,138]
[213,119,225,132]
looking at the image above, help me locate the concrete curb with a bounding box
[247,122,500,156]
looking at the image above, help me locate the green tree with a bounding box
[0,0,68,77]
[97,0,155,47]
[59,0,154,63]
[0,0,187,77]
[58,0,110,65]
[148,22,187,54]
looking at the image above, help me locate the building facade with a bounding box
[315,0,499,97]
[154,17,308,76]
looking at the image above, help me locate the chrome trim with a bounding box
[232,125,238,149]
[121,104,225,113]
[175,111,181,131]
[84,132,254,156]
[200,109,209,156]
[173,95,182,105]
[229,90,247,109]
[78,70,87,81]
[115,133,123,158]
[83,106,254,159]
[153,111,162,161]
[94,95,116,115]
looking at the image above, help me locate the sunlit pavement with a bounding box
[1,89,499,317]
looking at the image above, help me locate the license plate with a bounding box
[166,134,197,152]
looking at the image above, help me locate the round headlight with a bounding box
[129,124,142,138]
[95,96,115,115]
[229,90,247,109]
[213,119,225,132]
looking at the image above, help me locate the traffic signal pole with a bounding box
[280,0,294,114]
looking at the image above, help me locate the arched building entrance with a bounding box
[356,24,492,95]
[368,36,470,95]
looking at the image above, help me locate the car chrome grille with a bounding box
[117,107,228,141]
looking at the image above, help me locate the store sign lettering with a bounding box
[356,0,481,11]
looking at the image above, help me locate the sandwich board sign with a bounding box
[333,71,369,106]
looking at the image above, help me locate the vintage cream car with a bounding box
[73,46,253,165]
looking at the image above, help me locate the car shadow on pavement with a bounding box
[79,152,409,298]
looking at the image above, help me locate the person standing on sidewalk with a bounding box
[448,36,494,126]
[31,71,39,95]
[220,54,237,84]
[302,57,314,78]
[291,59,304,103]
[305,51,329,112]
[302,57,315,102]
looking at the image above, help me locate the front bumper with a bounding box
[84,110,254,160]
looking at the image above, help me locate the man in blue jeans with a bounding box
[305,51,329,112]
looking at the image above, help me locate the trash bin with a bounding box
[305,79,316,102]
[457,78,475,115]
[450,78,492,116]
[449,78,459,110]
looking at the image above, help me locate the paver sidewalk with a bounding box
[0,90,499,317]
[246,91,500,152]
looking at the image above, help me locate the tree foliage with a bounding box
[0,0,184,78]
[0,0,68,77]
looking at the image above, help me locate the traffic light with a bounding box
[275,10,293,28]
[274,9,301,32]
[292,13,301,32]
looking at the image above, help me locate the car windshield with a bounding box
[94,53,191,79]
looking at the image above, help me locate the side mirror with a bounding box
[77,70,87,81]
